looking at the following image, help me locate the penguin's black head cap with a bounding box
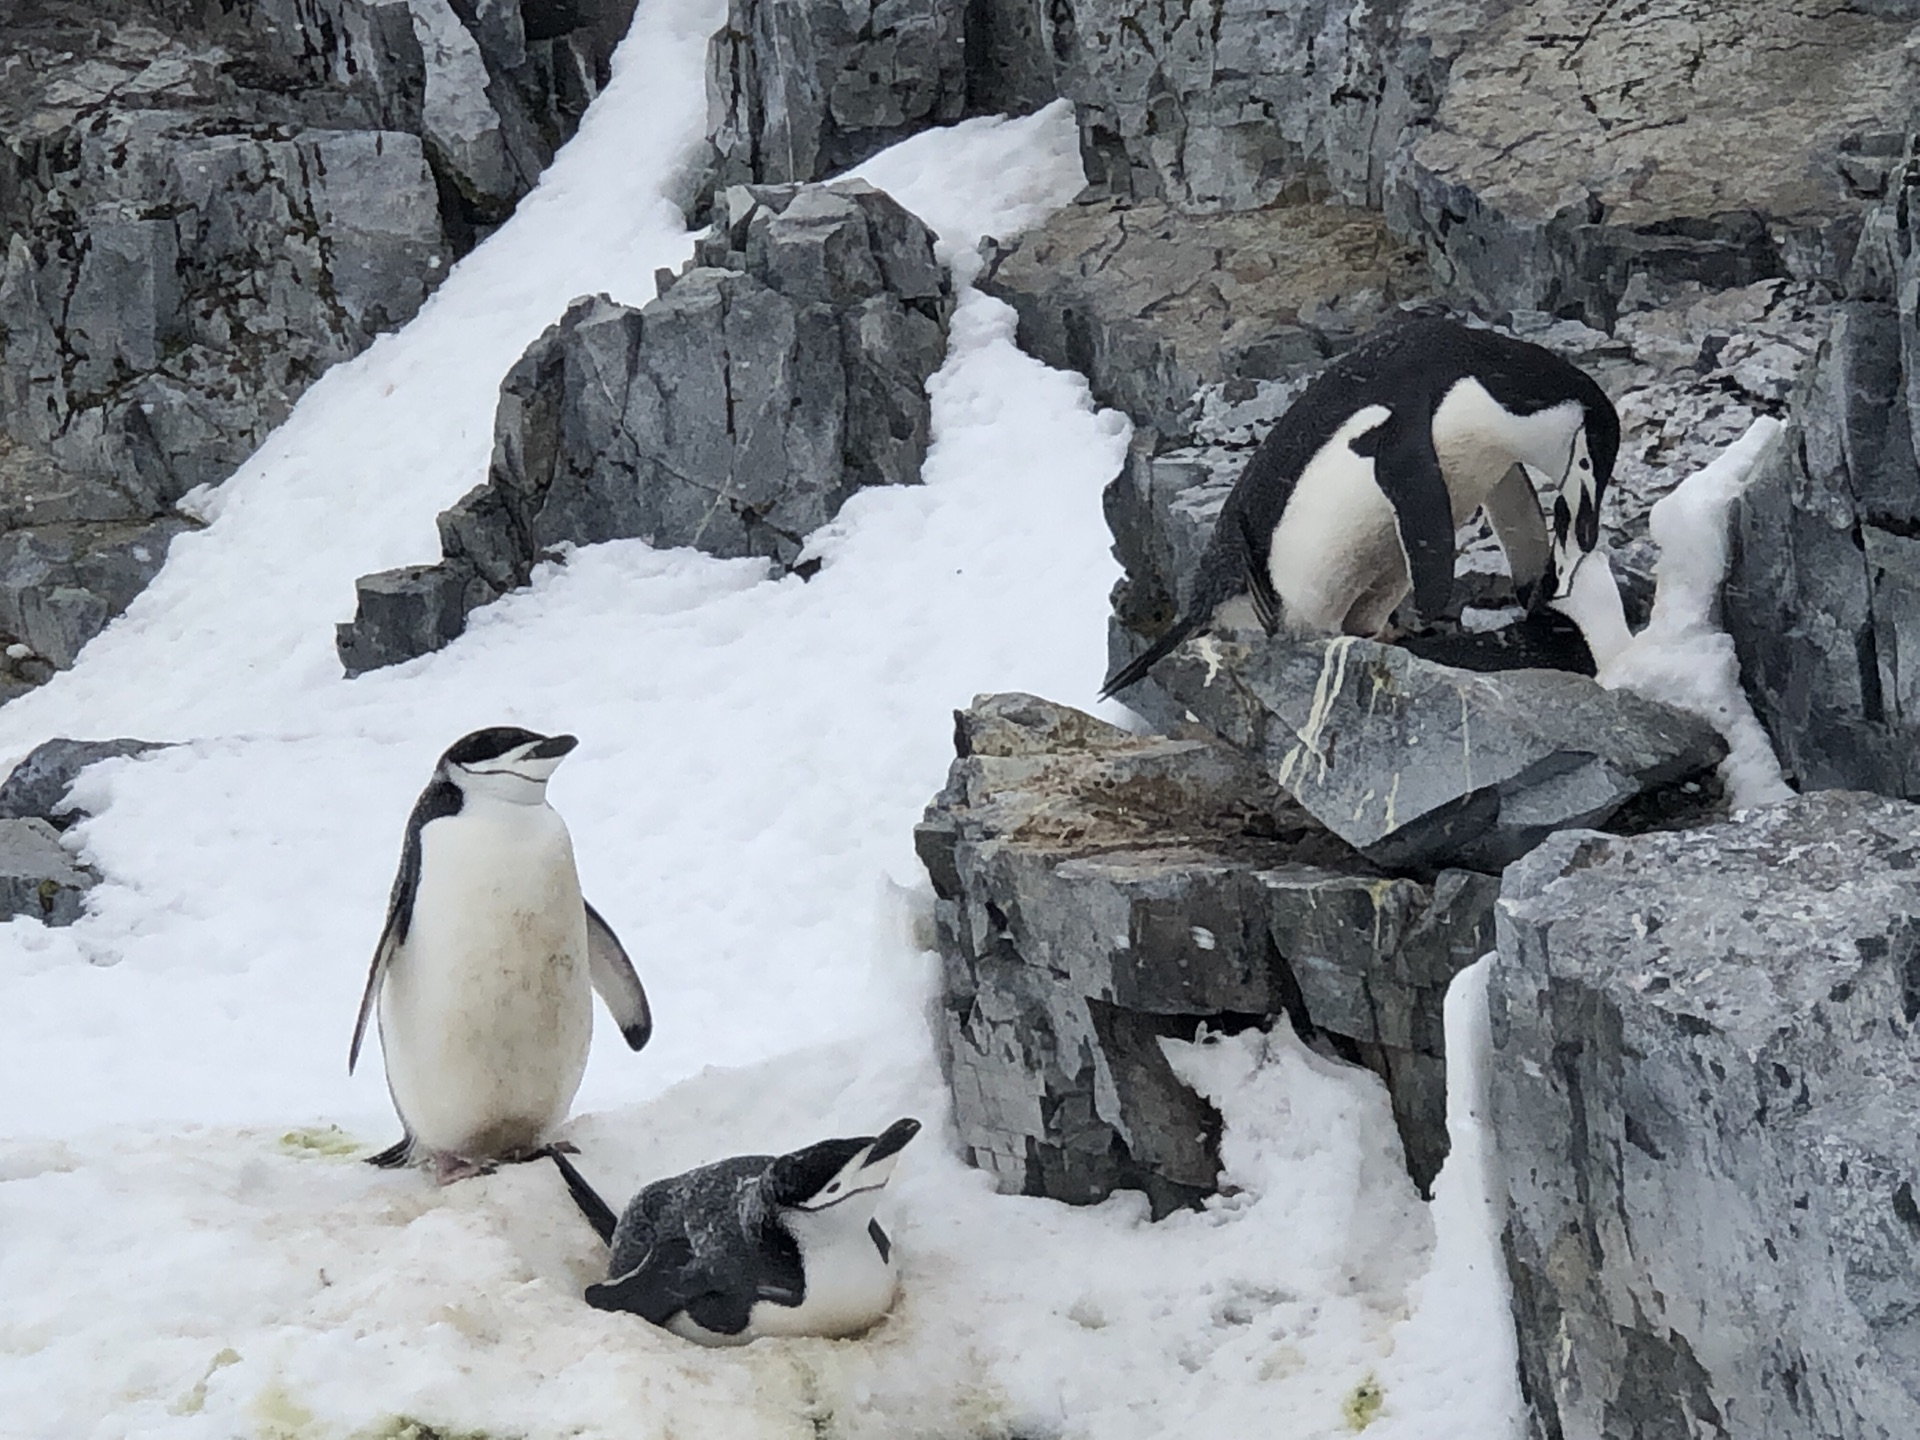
[766,1118,921,1211]
[440,726,579,769]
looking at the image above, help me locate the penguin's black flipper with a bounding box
[583,900,652,1052]
[1237,503,1282,634]
[585,1235,704,1327]
[1356,416,1456,622]
[1098,615,1203,699]
[549,1149,621,1246]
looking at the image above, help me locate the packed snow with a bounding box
[0,0,1528,1435]
[1551,416,1795,810]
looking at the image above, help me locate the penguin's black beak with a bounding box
[529,734,580,760]
[864,1118,922,1165]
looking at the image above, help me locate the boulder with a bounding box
[1113,627,1726,872]
[338,179,954,673]
[1724,167,1920,800]
[0,738,167,830]
[0,817,97,926]
[704,0,969,192]
[1492,792,1920,1440]
[917,691,1498,1210]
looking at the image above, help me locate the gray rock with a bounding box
[917,691,1497,1209]
[704,0,968,192]
[1491,792,1920,1440]
[1114,631,1726,872]
[0,817,97,926]
[1395,0,1918,324]
[978,196,1429,443]
[1725,172,1920,801]
[0,739,166,829]
[338,179,953,673]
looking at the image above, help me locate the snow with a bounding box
[1552,417,1795,810]
[0,4,1527,1435]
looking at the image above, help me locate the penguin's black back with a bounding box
[1223,317,1612,567]
[1102,316,1615,698]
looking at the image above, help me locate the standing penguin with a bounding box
[349,726,652,1184]
[550,1118,922,1345]
[1100,316,1619,697]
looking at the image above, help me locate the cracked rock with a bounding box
[917,691,1498,1211]
[1493,792,1920,1440]
[338,179,953,673]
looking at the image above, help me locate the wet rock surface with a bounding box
[917,692,1499,1209]
[338,178,953,673]
[1492,793,1920,1440]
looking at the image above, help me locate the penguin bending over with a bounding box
[1101,316,1619,698]
[349,727,652,1185]
[551,1118,922,1345]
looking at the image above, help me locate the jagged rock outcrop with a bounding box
[916,692,1496,1210]
[703,0,969,193]
[412,0,639,239]
[1725,159,1920,801]
[337,178,953,673]
[1492,793,1920,1440]
[0,0,631,692]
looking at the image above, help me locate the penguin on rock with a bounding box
[349,726,652,1184]
[549,1118,922,1345]
[1100,315,1620,698]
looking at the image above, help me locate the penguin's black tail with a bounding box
[1098,612,1206,699]
[548,1148,619,1246]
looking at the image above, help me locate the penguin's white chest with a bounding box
[378,802,592,1159]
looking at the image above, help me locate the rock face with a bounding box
[0,0,629,690]
[977,196,1430,443]
[704,0,968,192]
[917,691,1502,1210]
[338,179,953,673]
[1725,167,1920,801]
[0,738,165,830]
[1492,793,1920,1440]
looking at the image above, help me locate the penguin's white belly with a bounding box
[379,807,592,1158]
[1267,399,1519,635]
[665,1226,898,1345]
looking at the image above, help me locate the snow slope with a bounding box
[0,4,1525,1436]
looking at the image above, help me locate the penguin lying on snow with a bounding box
[1101,316,1619,697]
[550,1118,922,1345]
[350,727,653,1185]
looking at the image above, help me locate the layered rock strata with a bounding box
[337,179,952,672]
[916,692,1497,1209]
[1493,793,1920,1440]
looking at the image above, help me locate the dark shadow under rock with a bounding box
[917,692,1499,1212]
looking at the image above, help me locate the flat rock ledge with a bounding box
[916,691,1499,1212]
[337,178,953,674]
[1493,792,1920,1440]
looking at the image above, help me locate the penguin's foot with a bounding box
[502,1141,577,1165]
[365,1138,413,1169]
[431,1152,498,1186]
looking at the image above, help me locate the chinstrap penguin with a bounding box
[349,726,653,1184]
[550,1117,922,1345]
[1101,315,1619,697]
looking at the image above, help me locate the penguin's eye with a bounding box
[1578,458,1591,471]
[827,1183,840,1194]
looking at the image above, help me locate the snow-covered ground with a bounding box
[0,2,1528,1435]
